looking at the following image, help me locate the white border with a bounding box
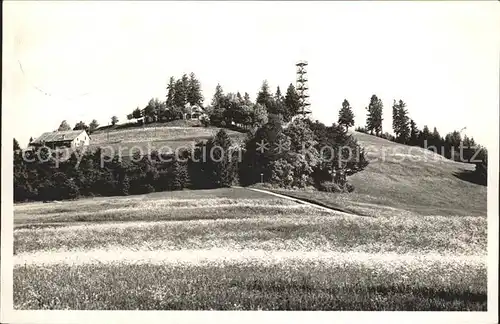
[2,1,499,323]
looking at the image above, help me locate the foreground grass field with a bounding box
[14,185,486,310]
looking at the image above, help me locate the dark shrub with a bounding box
[318,181,342,193]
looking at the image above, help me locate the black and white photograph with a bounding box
[1,1,499,323]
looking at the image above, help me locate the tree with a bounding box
[14,138,20,151]
[256,80,272,110]
[409,119,419,145]
[365,95,383,136]
[240,116,290,185]
[391,99,410,143]
[284,118,316,152]
[243,92,252,106]
[127,114,133,121]
[157,101,167,121]
[187,72,204,107]
[284,84,301,122]
[207,129,238,187]
[275,86,283,102]
[58,120,71,131]
[211,84,225,108]
[267,86,286,118]
[444,130,462,160]
[338,99,355,132]
[173,79,187,110]
[251,103,268,127]
[73,121,89,132]
[171,159,189,190]
[111,116,119,126]
[132,107,142,119]
[209,84,226,126]
[420,125,430,144]
[428,127,443,152]
[89,120,99,134]
[166,76,176,108]
[144,98,159,122]
[236,92,243,103]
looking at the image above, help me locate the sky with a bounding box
[3,1,499,149]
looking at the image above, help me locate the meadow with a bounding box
[88,125,246,156]
[14,188,486,310]
[13,131,487,310]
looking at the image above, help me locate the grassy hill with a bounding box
[272,131,487,217]
[87,122,246,156]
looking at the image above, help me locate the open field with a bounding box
[14,184,487,310]
[87,125,246,156]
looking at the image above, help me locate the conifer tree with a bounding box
[256,80,272,110]
[14,138,20,151]
[338,99,355,132]
[173,79,187,110]
[187,72,204,107]
[391,99,410,143]
[365,95,383,136]
[284,83,301,122]
[166,76,176,107]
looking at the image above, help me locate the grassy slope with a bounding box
[88,124,246,156]
[274,131,486,217]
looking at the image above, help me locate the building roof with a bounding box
[32,130,87,144]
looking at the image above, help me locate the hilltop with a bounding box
[87,121,247,156]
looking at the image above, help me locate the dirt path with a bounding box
[239,187,364,217]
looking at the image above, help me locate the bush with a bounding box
[344,182,355,193]
[318,181,343,193]
[318,181,355,193]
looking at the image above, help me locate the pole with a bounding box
[260,173,263,183]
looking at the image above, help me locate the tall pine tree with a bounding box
[284,83,301,122]
[166,76,176,107]
[14,138,20,151]
[173,79,187,110]
[187,72,204,107]
[365,95,383,136]
[211,84,225,108]
[256,80,272,110]
[338,99,355,132]
[392,99,410,144]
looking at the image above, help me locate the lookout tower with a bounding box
[296,60,311,117]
